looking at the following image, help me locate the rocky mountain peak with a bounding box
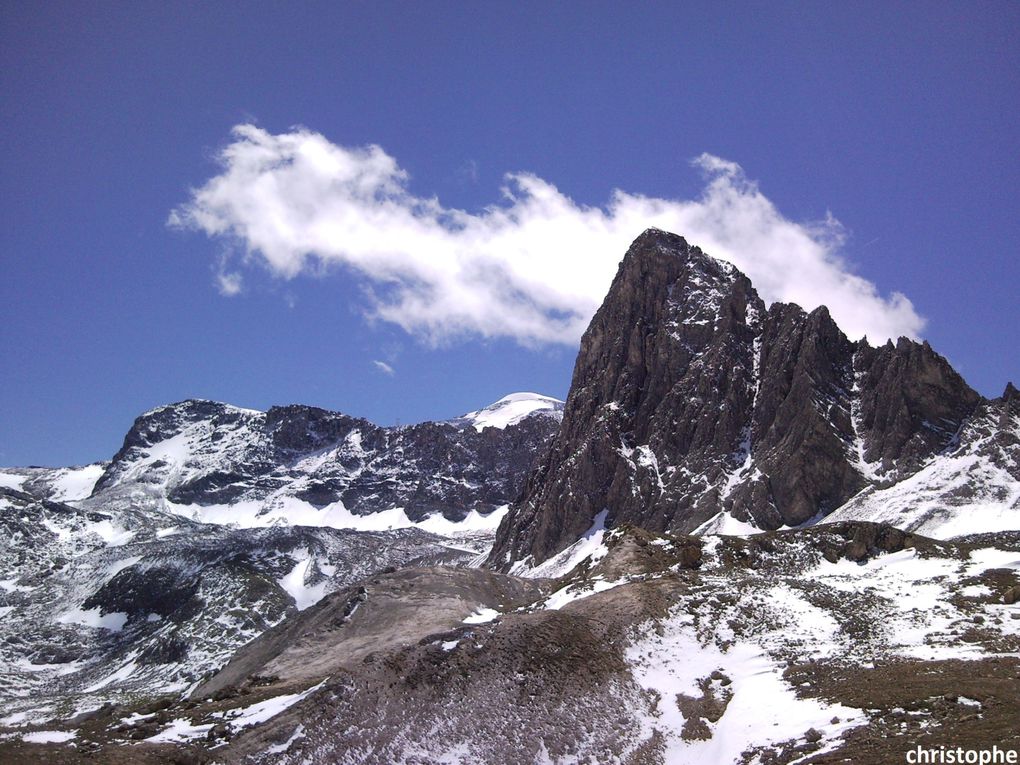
[491,230,1005,570]
[491,230,765,567]
[852,334,979,479]
[119,399,254,448]
[92,400,260,496]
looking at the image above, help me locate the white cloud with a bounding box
[372,360,395,376]
[215,269,243,297]
[169,124,925,345]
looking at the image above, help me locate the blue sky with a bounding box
[2,2,1018,467]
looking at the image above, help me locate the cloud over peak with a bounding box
[170,124,925,345]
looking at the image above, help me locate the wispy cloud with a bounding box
[215,268,243,297]
[372,359,395,376]
[170,124,925,344]
[459,159,479,184]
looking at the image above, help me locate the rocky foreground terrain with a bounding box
[2,522,1018,763]
[1,230,1017,763]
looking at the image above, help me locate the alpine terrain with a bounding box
[1,230,1017,764]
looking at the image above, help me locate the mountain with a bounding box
[3,231,1019,763]
[23,392,562,529]
[452,392,564,432]
[491,229,1017,569]
[0,394,562,731]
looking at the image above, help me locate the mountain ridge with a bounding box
[0,392,564,734]
[491,229,1016,569]
[22,392,564,528]
[2,231,1018,763]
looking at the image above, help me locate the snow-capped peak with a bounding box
[458,392,564,432]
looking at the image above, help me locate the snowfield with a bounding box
[457,392,564,432]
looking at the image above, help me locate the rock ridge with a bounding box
[492,229,1003,569]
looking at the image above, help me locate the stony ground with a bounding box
[2,522,1018,764]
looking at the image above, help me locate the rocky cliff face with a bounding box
[491,229,1002,569]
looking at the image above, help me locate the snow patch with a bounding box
[458,392,563,431]
[146,680,326,743]
[84,518,135,546]
[462,607,500,624]
[266,724,306,754]
[46,464,106,503]
[0,577,34,593]
[693,511,763,536]
[966,547,1020,574]
[540,576,626,610]
[416,505,510,535]
[20,730,77,744]
[959,584,994,598]
[165,494,506,536]
[813,547,1017,661]
[626,610,863,763]
[0,472,27,491]
[82,658,138,692]
[218,680,326,728]
[58,606,129,632]
[278,554,330,611]
[106,555,142,579]
[513,509,610,579]
[144,717,215,744]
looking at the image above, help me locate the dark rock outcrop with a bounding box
[853,337,980,480]
[491,229,990,568]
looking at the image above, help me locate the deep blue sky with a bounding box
[2,2,1018,466]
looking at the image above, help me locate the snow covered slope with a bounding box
[822,386,1020,538]
[0,486,475,728]
[453,392,564,432]
[0,464,107,504]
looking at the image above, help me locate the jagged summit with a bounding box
[491,229,1013,570]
